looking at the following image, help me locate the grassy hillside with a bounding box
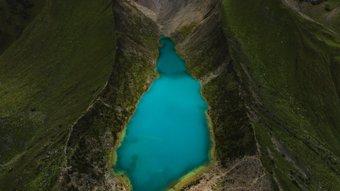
[287,0,340,33]
[60,1,159,189]
[0,0,45,53]
[221,0,340,190]
[0,0,115,190]
[1,0,339,190]
[175,3,258,164]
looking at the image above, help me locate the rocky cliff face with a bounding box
[134,0,340,190]
[159,0,216,36]
[134,0,160,12]
[0,0,159,190]
[134,0,272,190]
[221,0,340,190]
[59,0,159,190]
[0,0,339,190]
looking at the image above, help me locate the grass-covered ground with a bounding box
[1,0,339,190]
[221,0,340,190]
[0,0,45,53]
[325,0,340,10]
[0,0,115,190]
[60,1,159,189]
[289,0,340,33]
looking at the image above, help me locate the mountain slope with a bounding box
[60,0,159,189]
[284,0,340,33]
[221,0,340,190]
[0,0,45,53]
[0,0,115,190]
[0,0,339,190]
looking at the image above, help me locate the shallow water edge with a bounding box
[111,37,216,191]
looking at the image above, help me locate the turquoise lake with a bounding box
[115,37,211,191]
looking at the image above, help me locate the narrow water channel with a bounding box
[115,37,211,191]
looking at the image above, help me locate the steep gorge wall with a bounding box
[59,0,159,190]
[0,0,159,190]
[0,0,339,190]
[168,1,272,190]
[134,0,160,12]
[134,0,340,190]
[132,0,272,189]
[159,0,216,36]
[221,0,340,190]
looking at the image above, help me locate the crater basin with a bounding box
[116,37,211,191]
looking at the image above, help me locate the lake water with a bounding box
[115,37,210,191]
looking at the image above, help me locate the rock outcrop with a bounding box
[59,0,159,190]
[134,0,340,190]
[134,0,272,190]
[1,0,339,190]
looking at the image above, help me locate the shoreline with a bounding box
[111,36,216,191]
[169,36,217,190]
[111,49,160,191]
[167,78,217,191]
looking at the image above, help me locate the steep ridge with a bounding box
[132,0,271,190]
[134,0,340,190]
[284,0,340,33]
[134,0,160,12]
[166,1,271,190]
[159,0,216,36]
[0,0,160,189]
[0,0,339,190]
[60,0,159,190]
[221,0,340,190]
[0,0,115,190]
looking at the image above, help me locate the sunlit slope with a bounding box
[0,0,115,190]
[221,0,340,190]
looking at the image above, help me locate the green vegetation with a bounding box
[0,0,115,190]
[176,5,257,166]
[292,0,340,33]
[178,23,197,38]
[60,1,159,190]
[0,0,45,53]
[325,0,340,11]
[221,0,340,189]
[1,0,339,190]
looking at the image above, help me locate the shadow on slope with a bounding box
[222,0,340,190]
[0,0,115,190]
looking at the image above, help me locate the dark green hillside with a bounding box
[0,0,339,190]
[221,0,340,190]
[289,0,340,33]
[0,0,45,53]
[0,0,115,190]
[60,1,159,189]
